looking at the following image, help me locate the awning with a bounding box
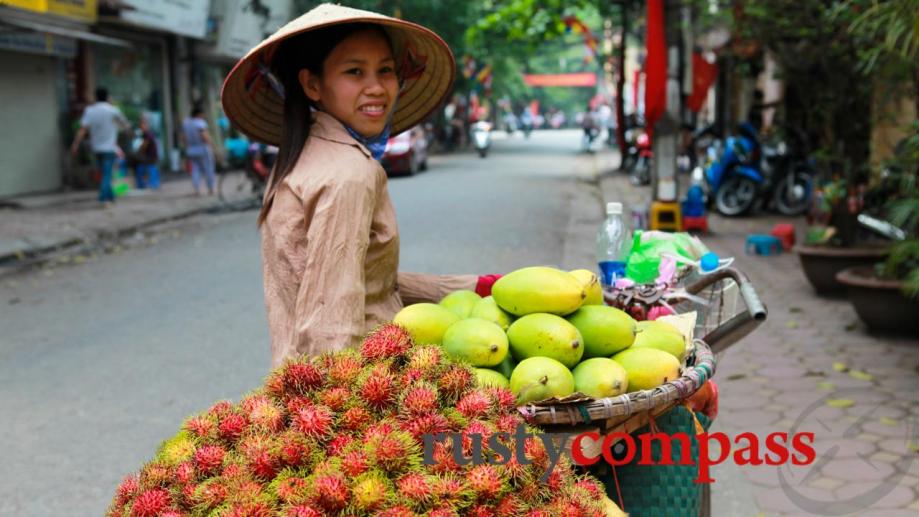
[0,17,132,48]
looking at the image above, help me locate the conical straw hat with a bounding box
[221,3,455,145]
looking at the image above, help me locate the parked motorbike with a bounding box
[629,130,653,186]
[472,120,492,158]
[698,123,813,216]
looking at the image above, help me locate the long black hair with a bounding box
[257,23,393,226]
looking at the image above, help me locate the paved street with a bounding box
[1,130,917,516]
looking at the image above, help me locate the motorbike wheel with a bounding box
[773,170,812,216]
[715,176,758,216]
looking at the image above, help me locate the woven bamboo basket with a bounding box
[515,267,767,456]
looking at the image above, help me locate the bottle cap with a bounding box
[606,202,622,215]
[700,252,719,272]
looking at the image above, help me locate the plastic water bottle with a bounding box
[596,202,632,286]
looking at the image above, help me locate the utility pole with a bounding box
[650,0,684,203]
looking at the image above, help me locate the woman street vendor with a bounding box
[221,4,498,367]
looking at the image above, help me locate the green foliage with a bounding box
[844,0,919,74]
[876,121,919,295]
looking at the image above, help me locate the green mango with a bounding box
[506,313,584,368]
[492,266,586,316]
[572,358,628,398]
[393,303,460,345]
[509,356,575,404]
[469,296,515,330]
[475,368,510,388]
[566,305,637,358]
[442,318,508,367]
[612,348,682,392]
[439,289,481,318]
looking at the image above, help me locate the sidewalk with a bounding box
[0,171,254,268]
[590,149,919,516]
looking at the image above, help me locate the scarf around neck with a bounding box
[345,123,391,161]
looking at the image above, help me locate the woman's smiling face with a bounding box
[299,29,399,138]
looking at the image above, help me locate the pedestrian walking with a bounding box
[133,117,160,189]
[221,3,499,367]
[181,106,217,196]
[69,87,129,207]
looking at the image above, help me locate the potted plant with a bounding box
[795,164,892,296]
[837,123,919,333]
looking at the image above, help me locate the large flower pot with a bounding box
[836,266,919,334]
[794,245,889,296]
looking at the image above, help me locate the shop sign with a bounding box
[119,0,209,39]
[213,0,291,58]
[1,0,97,22]
[0,30,77,57]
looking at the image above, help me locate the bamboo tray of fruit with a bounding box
[394,266,766,431]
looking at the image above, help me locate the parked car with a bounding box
[381,126,428,175]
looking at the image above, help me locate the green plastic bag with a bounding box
[625,231,709,283]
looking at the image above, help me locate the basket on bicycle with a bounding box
[516,267,767,516]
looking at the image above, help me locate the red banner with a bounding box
[687,52,718,113]
[644,0,667,137]
[523,73,597,87]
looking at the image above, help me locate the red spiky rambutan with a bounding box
[242,396,284,432]
[292,404,334,440]
[574,478,604,500]
[223,502,273,517]
[128,488,170,517]
[467,504,498,517]
[276,432,311,467]
[184,415,215,439]
[241,437,277,479]
[351,472,393,512]
[325,435,354,457]
[285,396,311,415]
[359,367,399,411]
[310,472,348,512]
[207,400,234,419]
[365,429,418,473]
[115,475,139,505]
[194,445,225,475]
[276,476,308,504]
[428,441,461,474]
[525,510,552,517]
[192,480,227,508]
[466,464,505,501]
[285,505,323,517]
[218,413,247,443]
[221,462,246,480]
[400,367,425,385]
[326,351,363,385]
[374,505,414,517]
[139,463,171,488]
[180,483,197,506]
[494,413,520,434]
[400,383,440,416]
[159,510,183,517]
[457,389,494,419]
[318,386,351,411]
[396,473,433,505]
[341,450,369,477]
[405,345,444,373]
[430,474,471,506]
[495,494,525,516]
[463,420,495,452]
[175,462,196,485]
[272,362,325,397]
[524,436,549,469]
[438,365,474,403]
[399,412,453,440]
[428,507,460,517]
[338,405,372,433]
[487,387,517,411]
[361,323,413,361]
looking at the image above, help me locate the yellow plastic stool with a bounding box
[649,201,683,231]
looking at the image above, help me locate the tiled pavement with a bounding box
[594,151,919,516]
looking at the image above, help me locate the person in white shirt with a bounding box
[70,87,129,206]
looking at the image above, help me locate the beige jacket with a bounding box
[261,111,476,367]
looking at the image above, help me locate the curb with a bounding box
[0,203,226,273]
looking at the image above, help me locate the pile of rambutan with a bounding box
[107,324,614,516]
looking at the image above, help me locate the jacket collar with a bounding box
[310,111,371,158]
